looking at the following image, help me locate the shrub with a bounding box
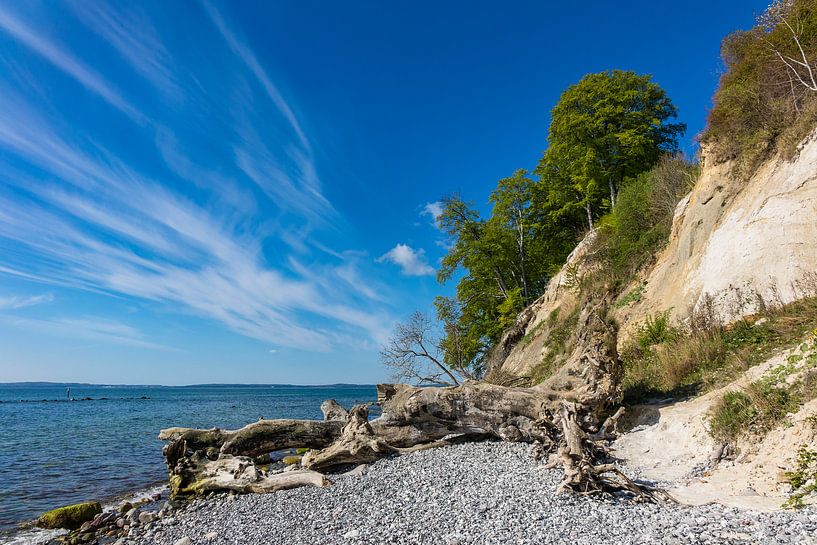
[784,446,817,508]
[710,390,757,442]
[637,311,680,349]
[710,379,800,442]
[703,0,817,171]
[595,156,697,286]
[529,304,580,384]
[622,292,817,403]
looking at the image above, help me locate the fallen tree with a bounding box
[158,298,669,503]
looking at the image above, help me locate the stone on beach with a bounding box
[122,442,817,545]
[37,501,102,530]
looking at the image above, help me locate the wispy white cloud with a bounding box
[0,293,54,310]
[377,244,435,276]
[0,314,177,351]
[421,201,444,226]
[0,100,387,352]
[0,2,391,355]
[202,0,308,149]
[65,1,181,99]
[0,3,144,123]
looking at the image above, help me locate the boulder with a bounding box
[37,501,102,530]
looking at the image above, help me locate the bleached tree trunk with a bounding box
[159,297,666,502]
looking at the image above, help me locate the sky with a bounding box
[0,0,770,385]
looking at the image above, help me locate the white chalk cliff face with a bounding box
[617,129,817,339]
[495,129,817,378]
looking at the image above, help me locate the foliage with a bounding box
[709,336,817,443]
[784,445,817,509]
[622,292,817,403]
[537,70,685,230]
[615,283,645,308]
[703,0,817,171]
[528,305,581,384]
[595,156,697,284]
[428,72,684,374]
[637,311,680,350]
[709,378,800,442]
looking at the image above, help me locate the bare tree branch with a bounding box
[380,311,462,386]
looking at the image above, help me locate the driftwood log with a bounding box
[158,298,668,502]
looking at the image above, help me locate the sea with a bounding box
[0,382,378,542]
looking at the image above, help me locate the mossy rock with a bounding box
[282,455,302,466]
[37,501,102,529]
[295,447,311,455]
[168,474,184,497]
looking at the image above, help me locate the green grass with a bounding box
[710,381,800,442]
[622,296,817,404]
[710,336,817,443]
[615,283,645,309]
[636,311,680,349]
[518,320,547,349]
[529,305,580,384]
[784,446,817,509]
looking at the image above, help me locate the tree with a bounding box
[703,0,817,164]
[537,70,685,229]
[437,195,514,301]
[380,311,473,386]
[489,170,537,303]
[759,1,817,95]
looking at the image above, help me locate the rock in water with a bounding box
[37,501,102,529]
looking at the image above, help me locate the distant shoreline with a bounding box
[0,381,378,388]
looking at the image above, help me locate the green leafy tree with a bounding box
[537,70,685,229]
[423,71,685,376]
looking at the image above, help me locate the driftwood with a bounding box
[321,399,350,421]
[160,419,344,466]
[158,297,669,502]
[170,453,330,494]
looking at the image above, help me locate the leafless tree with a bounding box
[380,311,463,386]
[760,0,817,108]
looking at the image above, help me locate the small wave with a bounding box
[0,527,66,545]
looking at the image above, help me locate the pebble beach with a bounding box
[118,442,816,545]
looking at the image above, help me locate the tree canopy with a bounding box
[381,70,686,383]
[537,70,685,229]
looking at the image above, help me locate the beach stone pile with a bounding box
[44,493,169,545]
[113,441,817,545]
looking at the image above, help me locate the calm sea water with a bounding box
[0,383,377,535]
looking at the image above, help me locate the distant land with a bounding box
[0,381,376,388]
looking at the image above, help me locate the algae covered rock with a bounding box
[282,455,302,466]
[37,501,102,529]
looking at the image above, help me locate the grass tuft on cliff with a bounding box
[621,293,817,404]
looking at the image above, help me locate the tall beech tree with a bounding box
[537,70,685,229]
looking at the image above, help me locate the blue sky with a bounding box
[0,0,769,385]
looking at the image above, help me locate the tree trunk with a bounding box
[158,296,668,502]
[516,209,530,304]
[609,178,617,208]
